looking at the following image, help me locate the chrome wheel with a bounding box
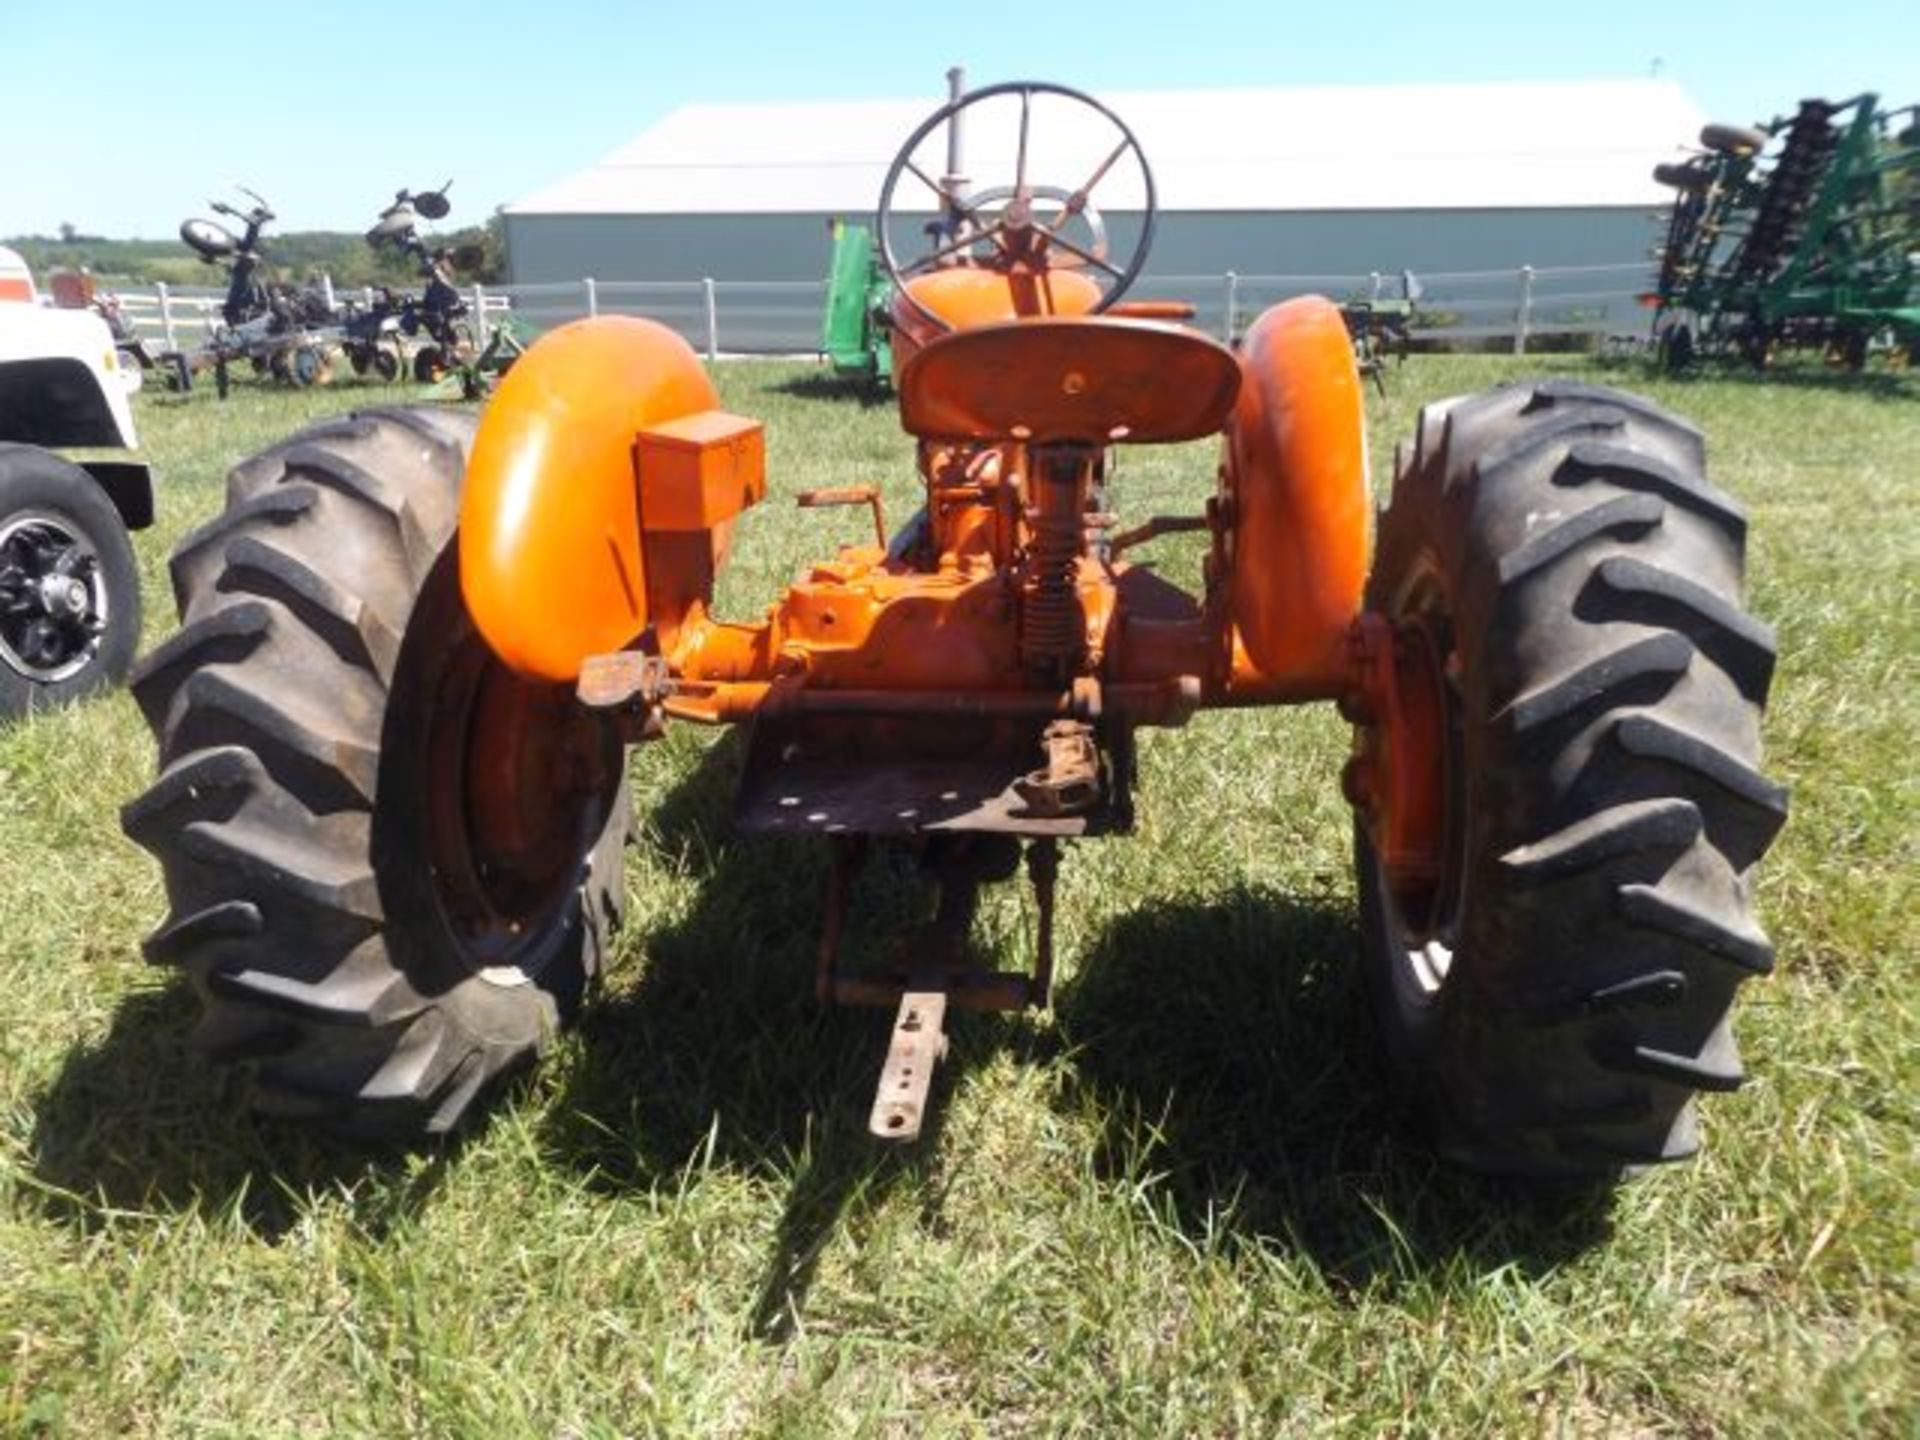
[0,510,109,683]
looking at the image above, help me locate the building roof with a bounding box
[505,79,1704,218]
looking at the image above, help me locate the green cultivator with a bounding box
[1650,94,1920,369]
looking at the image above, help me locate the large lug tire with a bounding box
[122,408,630,1139]
[1359,380,1787,1179]
[0,444,142,721]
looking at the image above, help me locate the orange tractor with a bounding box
[125,83,1785,1176]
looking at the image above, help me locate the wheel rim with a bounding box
[410,622,619,986]
[0,510,109,684]
[1358,564,1468,1008]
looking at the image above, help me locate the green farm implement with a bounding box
[822,219,894,384]
[1651,94,1920,369]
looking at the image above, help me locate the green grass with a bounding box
[2,356,1915,1436]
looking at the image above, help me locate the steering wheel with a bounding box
[875,80,1158,332]
[963,184,1112,266]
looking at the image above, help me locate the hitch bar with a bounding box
[870,991,948,1141]
[818,836,1060,1143]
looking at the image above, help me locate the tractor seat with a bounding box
[896,317,1243,445]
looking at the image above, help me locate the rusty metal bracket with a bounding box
[796,484,888,548]
[814,831,1066,1014]
[576,650,672,742]
[1026,837,1059,1008]
[1013,719,1101,818]
[815,836,868,1003]
[819,833,1068,1139]
[1107,512,1209,560]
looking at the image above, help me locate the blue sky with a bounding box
[6,0,1913,237]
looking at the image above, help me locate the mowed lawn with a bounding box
[1,351,1913,1436]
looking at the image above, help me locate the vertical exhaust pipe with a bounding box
[942,65,968,226]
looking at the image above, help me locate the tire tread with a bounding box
[1361,380,1785,1179]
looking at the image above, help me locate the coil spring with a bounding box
[1021,503,1083,676]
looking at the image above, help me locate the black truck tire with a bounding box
[0,444,142,720]
[1359,380,1787,1179]
[122,408,630,1138]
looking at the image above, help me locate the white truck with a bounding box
[0,246,150,719]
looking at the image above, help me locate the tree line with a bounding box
[4,216,510,289]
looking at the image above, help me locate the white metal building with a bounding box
[501,79,1705,347]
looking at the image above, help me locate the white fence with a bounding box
[111,262,1656,359]
[112,281,514,351]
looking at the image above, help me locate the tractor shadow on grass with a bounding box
[767,370,896,410]
[1587,352,1920,401]
[1055,891,1616,1287]
[26,981,446,1242]
[540,728,1003,1339]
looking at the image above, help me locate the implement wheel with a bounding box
[1659,323,1695,373]
[288,345,331,388]
[1356,381,1786,1179]
[1700,122,1768,156]
[413,345,448,384]
[1652,162,1710,191]
[122,409,630,1138]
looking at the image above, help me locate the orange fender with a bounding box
[1223,296,1371,697]
[460,316,718,681]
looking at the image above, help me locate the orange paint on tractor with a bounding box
[890,267,1101,369]
[896,317,1241,445]
[460,299,1373,724]
[1221,296,1372,698]
[458,145,1367,739]
[438,74,1453,1133]
[461,316,735,682]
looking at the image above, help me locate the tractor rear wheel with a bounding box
[1358,380,1786,1179]
[122,408,630,1138]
